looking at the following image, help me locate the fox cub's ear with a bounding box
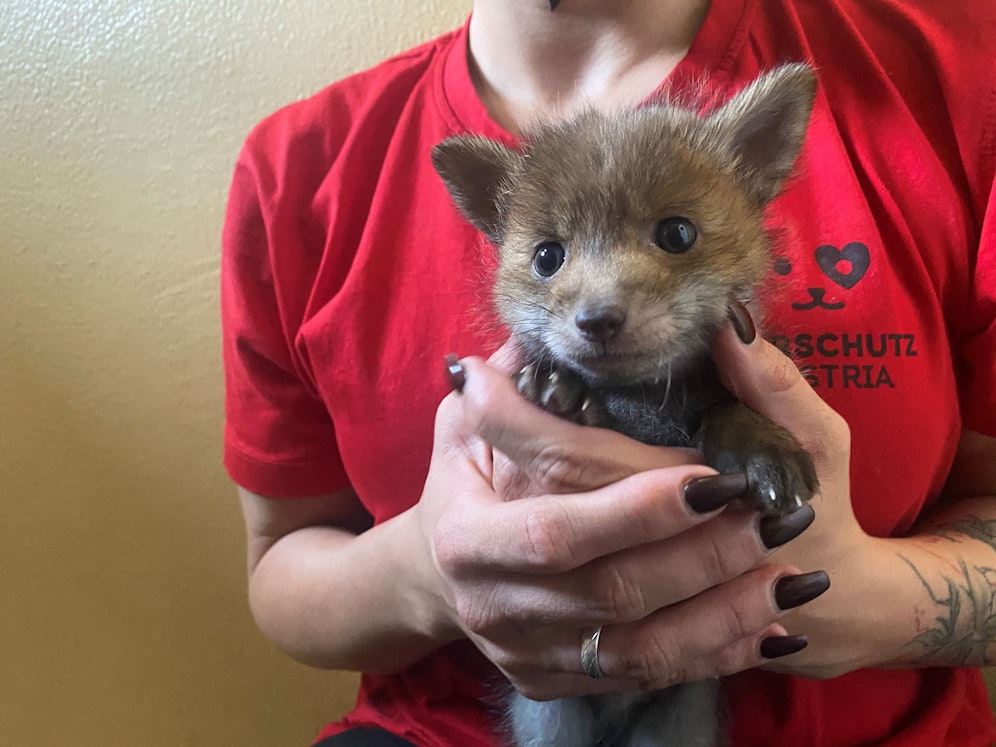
[708,63,817,206]
[432,136,522,245]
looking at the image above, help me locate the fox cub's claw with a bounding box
[513,362,610,428]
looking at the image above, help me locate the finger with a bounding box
[485,508,779,627]
[485,338,528,375]
[636,623,792,690]
[594,564,805,684]
[433,466,744,578]
[500,622,793,701]
[712,320,850,462]
[455,355,701,492]
[512,564,810,689]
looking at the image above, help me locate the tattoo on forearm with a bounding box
[939,516,996,549]
[898,516,996,666]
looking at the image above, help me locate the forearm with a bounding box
[883,496,996,668]
[248,509,458,673]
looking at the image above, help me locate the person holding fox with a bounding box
[222,1,996,744]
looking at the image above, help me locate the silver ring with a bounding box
[580,626,604,680]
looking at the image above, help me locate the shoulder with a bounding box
[790,0,994,54]
[785,1,995,203]
[799,1,994,109]
[747,1,994,134]
[221,28,462,290]
[788,0,992,96]
[237,28,460,189]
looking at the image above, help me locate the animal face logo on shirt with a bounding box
[766,240,923,392]
[776,241,871,311]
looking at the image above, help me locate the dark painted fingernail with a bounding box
[774,571,830,611]
[728,301,756,344]
[760,634,808,659]
[549,0,560,9]
[684,473,749,513]
[759,504,816,549]
[445,354,465,394]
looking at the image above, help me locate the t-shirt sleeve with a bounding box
[220,142,350,498]
[959,172,996,438]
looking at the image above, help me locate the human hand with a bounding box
[409,343,827,700]
[714,305,884,678]
[468,341,703,502]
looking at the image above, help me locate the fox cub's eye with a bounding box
[654,217,697,254]
[532,241,566,277]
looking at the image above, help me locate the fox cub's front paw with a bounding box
[700,403,818,516]
[513,362,610,427]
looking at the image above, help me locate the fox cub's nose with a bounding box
[575,305,627,342]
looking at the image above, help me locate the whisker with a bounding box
[662,362,673,407]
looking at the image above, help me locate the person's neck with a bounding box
[469,0,711,133]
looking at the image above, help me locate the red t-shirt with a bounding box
[222,1,996,745]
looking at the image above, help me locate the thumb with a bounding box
[713,304,850,465]
[486,338,528,376]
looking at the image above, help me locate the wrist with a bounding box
[821,535,921,670]
[769,533,903,678]
[397,505,465,645]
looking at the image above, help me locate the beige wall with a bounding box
[1,2,465,745]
